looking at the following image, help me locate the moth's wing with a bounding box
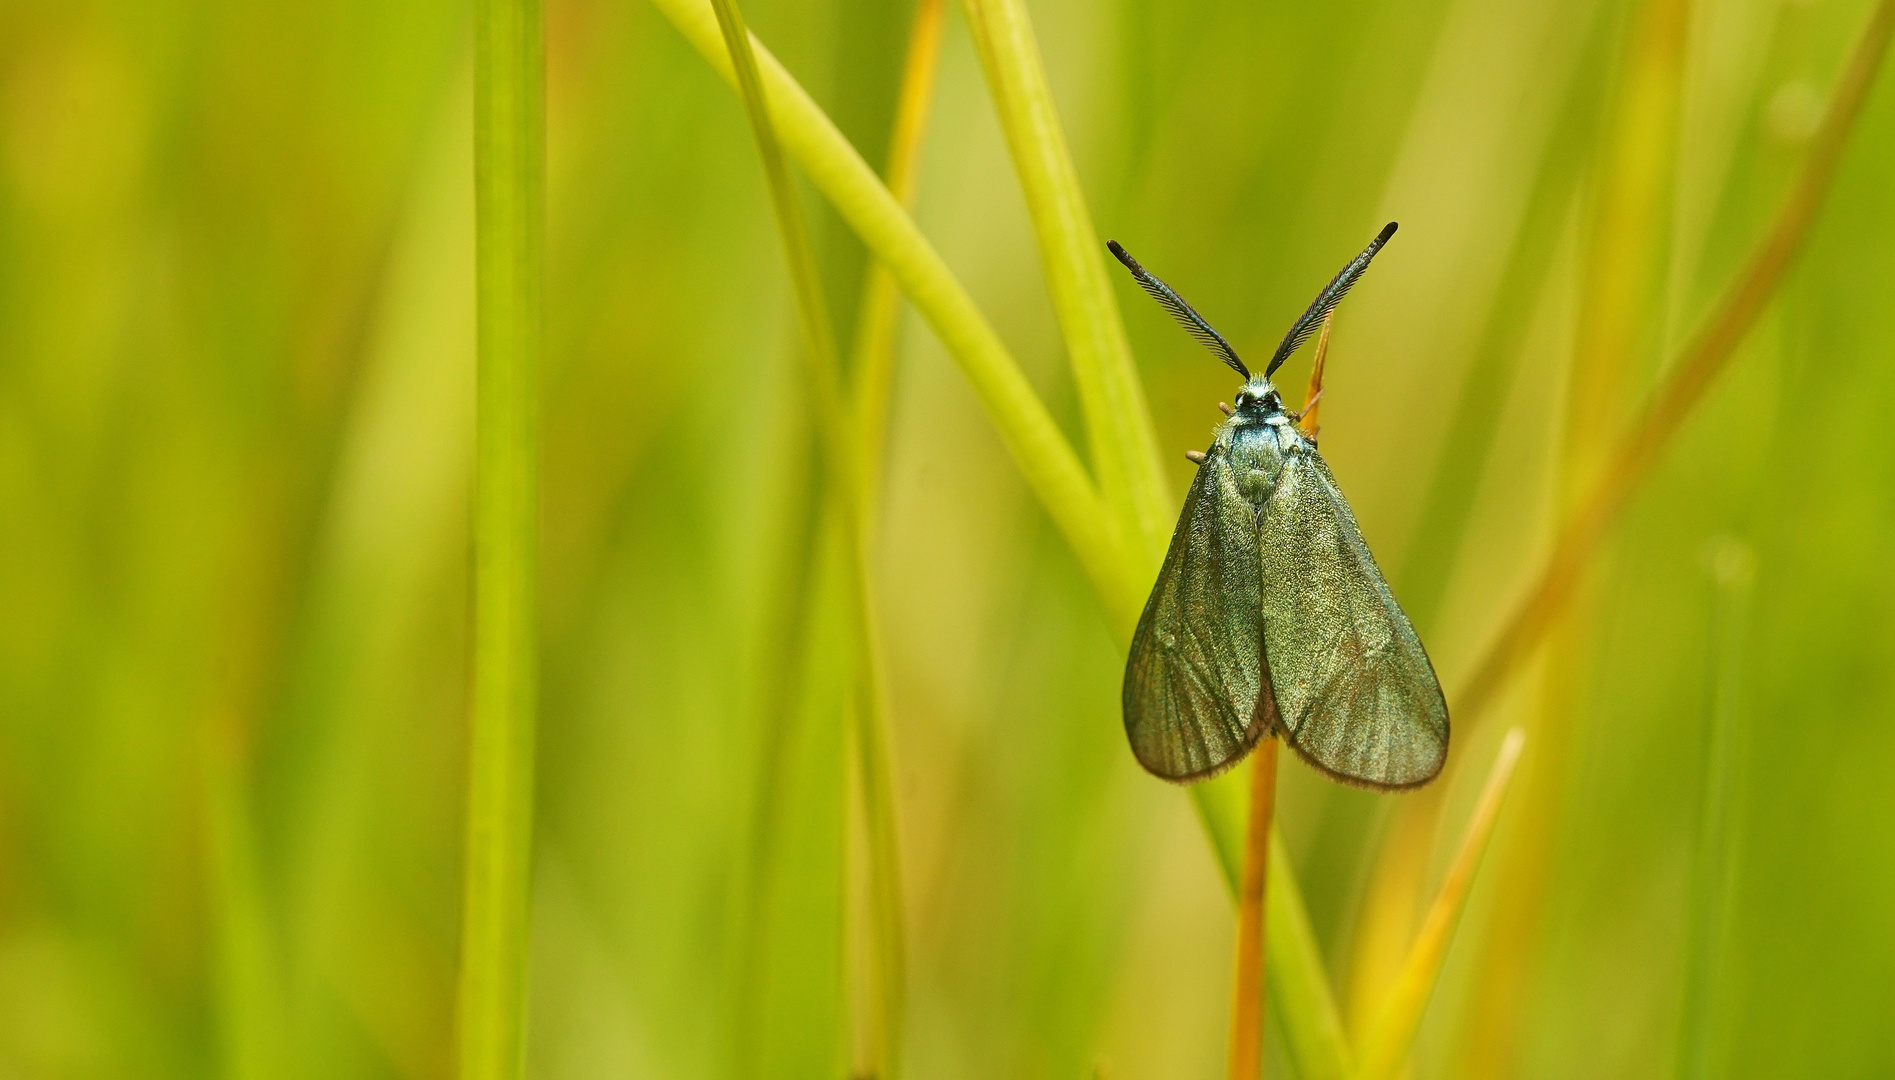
[1258,453,1449,789]
[1123,456,1277,781]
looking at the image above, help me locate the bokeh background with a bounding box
[3,0,1893,1076]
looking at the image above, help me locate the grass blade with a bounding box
[1227,739,1279,1080]
[457,0,542,1075]
[852,0,946,498]
[1194,775,1354,1080]
[654,10,1354,1071]
[1676,540,1754,1080]
[1393,15,1612,633]
[205,732,289,1080]
[959,0,1171,565]
[707,0,907,1071]
[1451,0,1895,731]
[648,0,1140,630]
[1353,728,1527,1080]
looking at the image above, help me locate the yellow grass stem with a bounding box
[1352,729,1527,1080]
[959,0,1172,566]
[457,0,541,1075]
[852,0,946,498]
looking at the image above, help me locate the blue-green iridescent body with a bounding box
[1123,375,1448,786]
[1111,225,1448,789]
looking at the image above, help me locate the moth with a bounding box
[1108,223,1449,789]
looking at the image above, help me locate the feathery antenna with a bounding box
[1107,240,1250,380]
[1265,222,1398,377]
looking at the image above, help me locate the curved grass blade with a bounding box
[1452,0,1895,731]
[652,8,1353,1072]
[647,0,1140,631]
[1353,728,1527,1080]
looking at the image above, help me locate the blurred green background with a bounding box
[2,0,1893,1076]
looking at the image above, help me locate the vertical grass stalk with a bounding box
[852,0,946,496]
[1676,541,1754,1080]
[1227,741,1279,1080]
[708,0,907,1072]
[651,8,1353,1073]
[205,729,290,1080]
[647,0,1139,628]
[457,0,542,1076]
[960,0,1172,566]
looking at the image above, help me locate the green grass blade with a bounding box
[1194,770,1354,1080]
[852,0,946,500]
[1394,14,1612,633]
[1452,0,1895,732]
[1268,824,1356,1080]
[648,0,1141,632]
[1676,541,1754,1080]
[656,10,1354,1072]
[1353,728,1526,1080]
[204,736,289,1080]
[707,0,907,1071]
[457,0,543,1076]
[959,0,1171,566]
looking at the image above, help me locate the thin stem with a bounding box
[648,0,1139,630]
[852,0,945,499]
[648,9,1353,1075]
[1228,740,1280,1080]
[1451,0,1895,731]
[457,0,542,1076]
[707,0,906,1072]
[1676,541,1754,1080]
[1353,729,1527,1080]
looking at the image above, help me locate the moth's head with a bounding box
[1233,378,1283,416]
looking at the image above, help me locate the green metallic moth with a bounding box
[1108,223,1449,789]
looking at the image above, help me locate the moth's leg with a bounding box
[1286,388,1324,422]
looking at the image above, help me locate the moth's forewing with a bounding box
[1122,454,1275,781]
[1255,452,1449,789]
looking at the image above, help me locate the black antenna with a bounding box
[1265,222,1398,377]
[1107,241,1250,380]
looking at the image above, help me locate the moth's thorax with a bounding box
[1209,377,1308,510]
